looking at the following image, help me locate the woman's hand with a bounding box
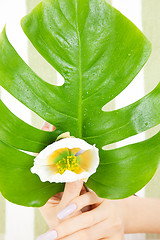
[38,122,125,239]
[38,183,125,240]
[39,180,84,230]
[54,194,124,240]
[38,122,85,229]
[39,123,160,239]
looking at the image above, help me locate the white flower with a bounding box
[31,136,99,183]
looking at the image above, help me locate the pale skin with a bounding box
[38,180,160,240]
[38,122,160,240]
[39,180,124,240]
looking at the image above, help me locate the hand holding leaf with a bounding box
[0,0,159,207]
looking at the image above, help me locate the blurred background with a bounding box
[0,0,160,239]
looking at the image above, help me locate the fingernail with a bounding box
[57,203,77,220]
[36,230,57,240]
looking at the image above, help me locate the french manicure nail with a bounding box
[36,230,57,240]
[57,203,77,220]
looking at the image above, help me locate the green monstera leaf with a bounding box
[0,0,160,207]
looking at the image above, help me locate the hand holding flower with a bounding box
[39,180,84,231]
[37,122,86,230]
[38,182,125,240]
[37,122,124,240]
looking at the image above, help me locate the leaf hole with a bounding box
[102,124,160,150]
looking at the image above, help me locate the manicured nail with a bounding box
[57,203,77,220]
[36,230,57,240]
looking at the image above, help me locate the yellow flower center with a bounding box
[47,147,93,175]
[56,155,81,174]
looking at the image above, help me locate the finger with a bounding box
[59,220,123,240]
[71,191,103,211]
[58,220,111,240]
[55,202,108,239]
[59,180,83,209]
[41,121,55,131]
[36,219,120,240]
[39,181,84,229]
[57,191,103,220]
[39,192,64,229]
[41,121,50,131]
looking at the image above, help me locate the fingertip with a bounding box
[52,125,56,131]
[41,121,50,130]
[41,121,55,131]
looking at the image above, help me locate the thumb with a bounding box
[59,180,83,208]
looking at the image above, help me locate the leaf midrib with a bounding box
[75,0,82,138]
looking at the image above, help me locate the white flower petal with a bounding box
[31,137,99,183]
